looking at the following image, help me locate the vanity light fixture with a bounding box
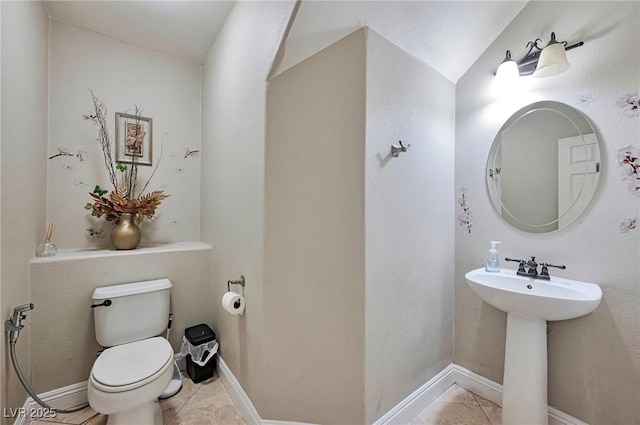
[496,32,584,79]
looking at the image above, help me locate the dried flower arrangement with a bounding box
[84,91,168,224]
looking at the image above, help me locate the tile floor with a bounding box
[29,377,499,425]
[410,384,501,425]
[29,372,245,425]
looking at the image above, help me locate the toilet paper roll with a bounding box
[222,291,245,315]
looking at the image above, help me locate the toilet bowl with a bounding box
[88,337,173,424]
[88,279,174,425]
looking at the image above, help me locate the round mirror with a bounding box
[486,101,601,233]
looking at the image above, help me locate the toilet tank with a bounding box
[92,278,172,347]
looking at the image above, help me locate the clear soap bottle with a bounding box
[485,241,501,272]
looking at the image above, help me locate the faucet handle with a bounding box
[540,262,565,280]
[541,262,566,270]
[505,257,526,263]
[505,257,526,273]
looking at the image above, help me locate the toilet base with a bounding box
[105,400,163,425]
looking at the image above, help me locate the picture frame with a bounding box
[115,112,153,166]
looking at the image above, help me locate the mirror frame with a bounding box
[486,100,600,233]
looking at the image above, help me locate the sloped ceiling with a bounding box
[43,0,235,65]
[43,1,528,81]
[275,1,529,82]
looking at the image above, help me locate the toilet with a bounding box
[87,279,174,425]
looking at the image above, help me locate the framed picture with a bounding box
[115,112,153,166]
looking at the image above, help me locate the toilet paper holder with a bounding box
[227,276,245,292]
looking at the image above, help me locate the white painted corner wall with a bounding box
[364,30,455,424]
[264,27,457,424]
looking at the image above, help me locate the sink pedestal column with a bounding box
[502,313,548,425]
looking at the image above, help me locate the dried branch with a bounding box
[138,140,164,197]
[89,90,117,189]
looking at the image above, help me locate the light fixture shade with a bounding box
[496,55,519,82]
[533,42,570,78]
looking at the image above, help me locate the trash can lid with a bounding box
[185,324,216,345]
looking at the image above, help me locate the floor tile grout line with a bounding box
[477,404,494,425]
[163,377,204,423]
[471,392,484,406]
[79,410,101,425]
[471,392,498,425]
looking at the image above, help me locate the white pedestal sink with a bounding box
[465,268,602,425]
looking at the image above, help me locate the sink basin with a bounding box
[465,268,602,321]
[465,268,602,424]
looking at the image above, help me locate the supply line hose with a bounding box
[7,304,89,414]
[9,340,89,413]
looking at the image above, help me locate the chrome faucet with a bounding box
[505,256,566,280]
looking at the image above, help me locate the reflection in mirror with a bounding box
[487,101,600,233]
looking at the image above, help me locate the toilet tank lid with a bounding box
[92,279,172,300]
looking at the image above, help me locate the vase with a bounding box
[111,213,141,250]
[35,242,57,257]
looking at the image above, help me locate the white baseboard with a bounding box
[372,364,456,425]
[547,408,589,425]
[451,364,503,406]
[12,361,589,425]
[216,355,263,425]
[13,381,88,425]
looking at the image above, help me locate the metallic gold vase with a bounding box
[111,213,141,250]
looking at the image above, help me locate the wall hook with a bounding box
[391,141,411,158]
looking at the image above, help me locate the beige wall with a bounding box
[28,244,213,392]
[364,31,455,423]
[1,1,49,421]
[48,20,202,249]
[265,28,456,424]
[455,2,640,423]
[0,0,3,414]
[265,28,367,425]
[1,10,203,419]
[200,0,297,416]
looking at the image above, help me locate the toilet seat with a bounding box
[91,337,173,393]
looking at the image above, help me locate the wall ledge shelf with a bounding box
[30,241,212,264]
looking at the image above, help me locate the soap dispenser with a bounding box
[485,241,501,272]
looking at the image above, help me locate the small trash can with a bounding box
[182,324,218,383]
